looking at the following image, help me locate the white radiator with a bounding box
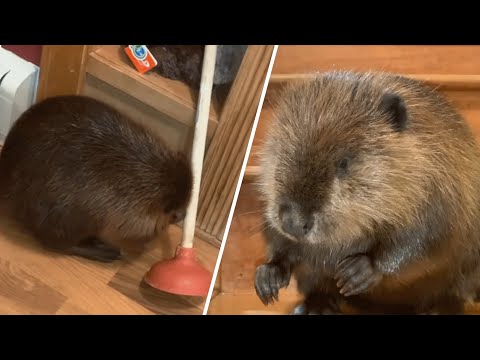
[0,47,40,144]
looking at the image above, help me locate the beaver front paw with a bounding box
[70,238,122,263]
[255,263,291,305]
[334,255,381,296]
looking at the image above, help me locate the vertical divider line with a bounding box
[201,45,279,315]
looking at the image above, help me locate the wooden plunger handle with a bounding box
[181,45,217,248]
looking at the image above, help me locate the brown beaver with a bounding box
[255,70,480,314]
[0,95,192,263]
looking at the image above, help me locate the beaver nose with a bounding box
[279,202,314,238]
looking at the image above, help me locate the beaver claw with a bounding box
[70,237,122,263]
[334,254,381,296]
[255,263,291,305]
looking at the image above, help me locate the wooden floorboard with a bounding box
[0,258,67,315]
[0,216,218,315]
[208,289,302,315]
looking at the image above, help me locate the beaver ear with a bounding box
[380,92,408,132]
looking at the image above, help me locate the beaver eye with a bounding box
[336,156,352,177]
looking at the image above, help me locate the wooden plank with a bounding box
[273,45,480,75]
[86,46,218,139]
[36,45,89,102]
[195,45,274,244]
[0,258,67,314]
[205,50,272,237]
[207,291,301,315]
[208,123,253,235]
[197,47,261,218]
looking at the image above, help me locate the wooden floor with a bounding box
[0,217,219,315]
[208,289,302,315]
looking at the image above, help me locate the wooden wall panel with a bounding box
[36,46,88,102]
[195,45,275,245]
[273,45,480,75]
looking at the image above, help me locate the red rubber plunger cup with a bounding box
[143,45,216,297]
[144,246,212,297]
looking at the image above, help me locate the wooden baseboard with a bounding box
[194,227,222,248]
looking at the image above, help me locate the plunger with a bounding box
[143,45,217,297]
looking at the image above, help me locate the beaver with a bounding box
[0,95,192,263]
[254,70,480,314]
[147,45,248,89]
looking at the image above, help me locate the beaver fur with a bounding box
[0,95,192,262]
[255,70,480,314]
